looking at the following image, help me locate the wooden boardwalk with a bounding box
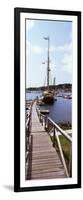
[26,101,67,180]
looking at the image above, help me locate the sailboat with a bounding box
[42,36,55,104]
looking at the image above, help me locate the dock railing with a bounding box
[25,101,33,163]
[36,106,72,177]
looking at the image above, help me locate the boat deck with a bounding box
[26,101,67,180]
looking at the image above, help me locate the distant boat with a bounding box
[40,109,50,114]
[63,94,72,99]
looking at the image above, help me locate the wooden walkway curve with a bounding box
[26,101,67,180]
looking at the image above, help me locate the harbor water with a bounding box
[26,91,72,124]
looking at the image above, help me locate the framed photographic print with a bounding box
[14,7,81,192]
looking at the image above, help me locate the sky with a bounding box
[26,19,72,88]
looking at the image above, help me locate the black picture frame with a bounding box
[14,7,81,192]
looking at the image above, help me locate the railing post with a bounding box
[47,118,49,132]
[26,125,29,152]
[53,126,55,147]
[41,116,43,126]
[69,144,72,177]
[45,116,47,130]
[39,113,41,123]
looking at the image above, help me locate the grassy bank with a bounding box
[51,133,71,174]
[57,121,72,130]
[47,120,72,174]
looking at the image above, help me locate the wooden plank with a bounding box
[31,159,62,165]
[31,168,65,175]
[31,171,66,179]
[32,152,58,157]
[32,165,64,171]
[32,175,66,180]
[32,162,61,167]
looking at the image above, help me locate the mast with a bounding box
[47,36,50,90]
[53,77,56,86]
[44,36,50,90]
